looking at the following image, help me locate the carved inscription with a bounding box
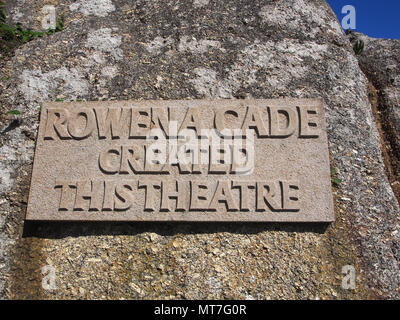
[43,105,320,140]
[53,179,299,212]
[26,99,334,222]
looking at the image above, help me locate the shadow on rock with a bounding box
[22,220,330,239]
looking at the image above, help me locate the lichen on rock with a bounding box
[69,0,116,18]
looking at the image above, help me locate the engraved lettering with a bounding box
[102,180,115,211]
[160,180,187,211]
[130,108,151,138]
[179,107,204,137]
[190,181,210,210]
[55,180,76,210]
[256,181,281,211]
[232,181,255,211]
[297,105,320,138]
[151,107,173,137]
[120,145,145,174]
[114,181,135,211]
[44,108,71,140]
[74,180,103,211]
[95,107,127,139]
[28,99,333,222]
[209,180,239,211]
[269,106,297,138]
[67,108,95,139]
[214,107,242,137]
[241,106,268,138]
[281,180,300,211]
[98,147,120,174]
[138,181,161,211]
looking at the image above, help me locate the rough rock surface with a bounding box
[0,0,399,299]
[348,32,400,199]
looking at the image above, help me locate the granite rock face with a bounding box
[348,32,400,198]
[0,0,399,299]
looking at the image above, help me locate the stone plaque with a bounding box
[26,99,334,222]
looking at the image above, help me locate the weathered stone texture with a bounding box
[348,32,400,199]
[0,0,399,299]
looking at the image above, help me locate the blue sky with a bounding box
[326,0,400,39]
